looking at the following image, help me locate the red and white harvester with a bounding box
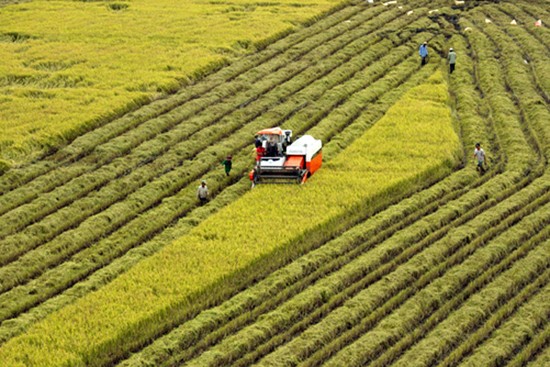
[249,127,322,184]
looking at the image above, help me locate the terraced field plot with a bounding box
[0,0,549,366]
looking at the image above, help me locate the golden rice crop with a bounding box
[0,0,341,166]
[0,70,461,365]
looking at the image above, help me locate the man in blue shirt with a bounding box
[419,41,428,66]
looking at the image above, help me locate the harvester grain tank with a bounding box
[250,127,322,184]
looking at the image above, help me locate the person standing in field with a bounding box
[473,143,486,174]
[221,155,232,176]
[448,47,457,74]
[255,144,265,164]
[419,41,429,66]
[197,180,209,205]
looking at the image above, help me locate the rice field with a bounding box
[0,0,341,168]
[0,0,548,366]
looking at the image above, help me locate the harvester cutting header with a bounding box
[249,127,322,184]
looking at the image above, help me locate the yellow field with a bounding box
[0,0,341,166]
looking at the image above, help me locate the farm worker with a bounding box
[448,47,457,74]
[255,145,266,164]
[473,143,486,174]
[250,168,258,189]
[221,155,232,176]
[419,41,428,66]
[266,141,278,157]
[197,180,209,205]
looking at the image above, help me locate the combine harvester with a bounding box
[249,127,322,185]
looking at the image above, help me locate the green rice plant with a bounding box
[2,1,384,218]
[0,2,545,366]
[364,17,547,365]
[477,7,550,159]
[172,196,480,365]
[524,338,550,367]
[437,269,550,367]
[110,70,464,366]
[316,55,438,160]
[0,71,461,366]
[119,58,466,363]
[0,0,368,191]
[0,16,394,242]
[0,155,254,344]
[512,2,550,49]
[0,1,406,187]
[142,53,532,366]
[119,150,483,367]
[374,217,550,367]
[507,321,550,367]
[130,38,548,364]
[461,17,539,173]
[444,34,501,171]
[458,271,549,367]
[321,204,550,367]
[490,3,550,90]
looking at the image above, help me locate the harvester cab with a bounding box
[250,127,322,185]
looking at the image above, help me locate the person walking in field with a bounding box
[197,180,209,205]
[448,47,457,74]
[221,155,232,176]
[473,143,486,174]
[419,41,429,66]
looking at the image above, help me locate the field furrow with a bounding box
[123,48,545,367]
[512,2,550,51]
[508,321,550,367]
[457,271,549,367]
[122,5,550,365]
[259,188,549,367]
[385,236,550,367]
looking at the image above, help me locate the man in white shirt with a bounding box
[473,143,486,174]
[197,180,209,205]
[448,47,457,74]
